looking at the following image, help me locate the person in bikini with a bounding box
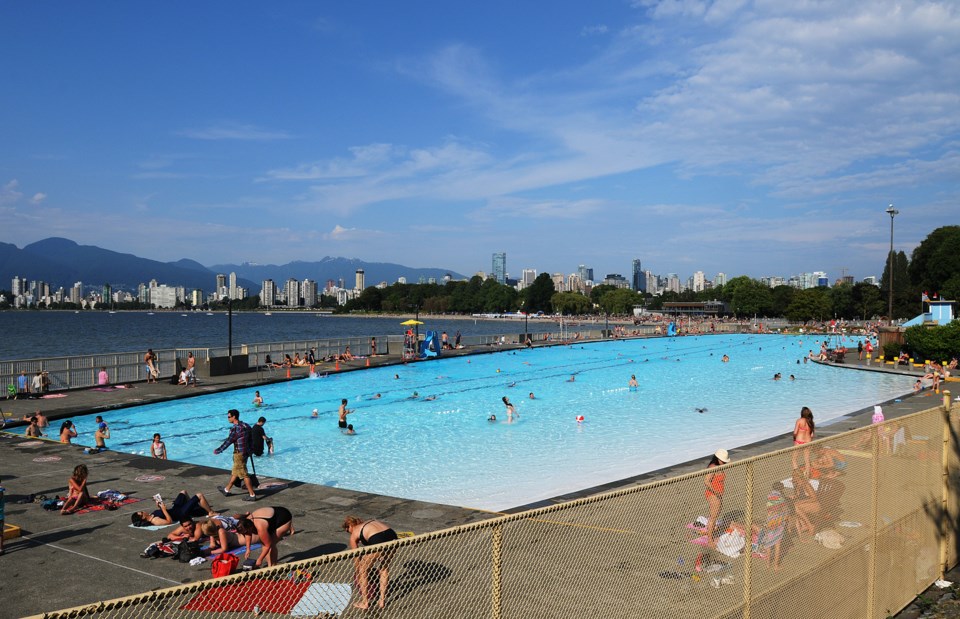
[235,506,294,568]
[151,433,167,459]
[704,449,730,548]
[792,406,815,476]
[342,515,399,610]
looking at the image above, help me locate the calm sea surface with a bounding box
[0,312,561,360]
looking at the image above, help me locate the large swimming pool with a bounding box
[44,335,912,510]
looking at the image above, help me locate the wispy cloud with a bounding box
[322,224,383,241]
[0,179,23,205]
[179,123,293,141]
[581,24,609,37]
[30,192,47,204]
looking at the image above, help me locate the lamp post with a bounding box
[886,204,899,323]
[227,298,233,373]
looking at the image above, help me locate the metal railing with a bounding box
[32,398,958,619]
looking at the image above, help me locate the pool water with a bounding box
[41,335,912,511]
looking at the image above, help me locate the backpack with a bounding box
[141,542,177,559]
[175,540,202,563]
[211,553,239,578]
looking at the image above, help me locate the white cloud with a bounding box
[581,25,609,36]
[30,192,47,204]
[0,179,23,205]
[179,123,292,141]
[322,224,382,241]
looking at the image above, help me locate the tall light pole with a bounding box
[886,204,899,323]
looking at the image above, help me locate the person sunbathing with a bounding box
[61,465,91,515]
[131,491,216,527]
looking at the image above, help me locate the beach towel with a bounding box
[290,583,353,616]
[199,543,263,556]
[129,522,174,531]
[73,496,142,515]
[181,578,312,614]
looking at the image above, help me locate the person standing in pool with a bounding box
[338,399,354,429]
[628,375,638,389]
[151,433,167,459]
[253,391,263,407]
[93,416,110,451]
[502,396,516,420]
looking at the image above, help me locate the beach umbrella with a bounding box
[400,319,424,326]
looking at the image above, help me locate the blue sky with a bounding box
[1,1,958,283]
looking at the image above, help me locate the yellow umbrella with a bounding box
[400,319,424,326]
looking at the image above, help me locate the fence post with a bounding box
[491,523,503,619]
[741,461,755,619]
[941,398,951,580]
[867,423,880,617]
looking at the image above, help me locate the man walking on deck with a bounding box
[213,409,257,501]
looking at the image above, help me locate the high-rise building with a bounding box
[228,272,238,299]
[552,273,565,291]
[603,274,630,289]
[11,276,26,297]
[102,284,112,304]
[666,274,680,294]
[632,259,644,292]
[645,271,657,295]
[260,279,276,306]
[492,252,507,284]
[715,272,727,287]
[302,279,318,307]
[284,278,300,307]
[216,274,226,299]
[190,289,204,307]
[692,271,705,292]
[355,269,365,292]
[567,273,583,293]
[520,269,537,290]
[72,282,84,304]
[577,265,594,284]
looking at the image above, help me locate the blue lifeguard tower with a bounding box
[902,299,956,327]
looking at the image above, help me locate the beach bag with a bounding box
[142,542,177,559]
[211,553,239,578]
[175,540,202,563]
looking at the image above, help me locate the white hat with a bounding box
[312,408,318,414]
[714,449,730,463]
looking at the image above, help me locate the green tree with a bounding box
[769,285,796,317]
[851,282,884,320]
[904,320,960,363]
[785,288,833,322]
[550,292,592,315]
[828,283,854,320]
[589,284,617,305]
[598,288,642,314]
[524,273,556,313]
[724,276,773,317]
[880,250,912,319]
[908,225,960,303]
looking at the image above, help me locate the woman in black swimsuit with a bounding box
[236,506,294,568]
[342,515,399,610]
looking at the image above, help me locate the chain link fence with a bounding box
[30,401,957,619]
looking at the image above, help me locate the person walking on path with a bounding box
[213,409,257,502]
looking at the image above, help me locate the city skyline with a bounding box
[2,2,958,281]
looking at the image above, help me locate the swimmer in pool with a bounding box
[502,396,516,419]
[567,375,576,383]
[253,391,263,407]
[311,408,318,418]
[423,395,437,401]
[628,375,638,389]
[528,392,535,400]
[721,354,729,362]
[343,424,355,435]
[488,414,496,422]
[338,399,353,429]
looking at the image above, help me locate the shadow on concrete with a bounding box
[388,559,454,604]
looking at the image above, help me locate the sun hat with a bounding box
[714,449,730,463]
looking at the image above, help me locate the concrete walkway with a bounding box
[1,336,954,617]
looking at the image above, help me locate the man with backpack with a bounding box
[213,409,257,502]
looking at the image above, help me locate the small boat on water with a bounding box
[206,312,214,316]
[147,312,155,315]
[181,314,188,317]
[264,312,273,316]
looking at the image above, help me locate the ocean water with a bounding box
[30,334,913,511]
[0,311,560,360]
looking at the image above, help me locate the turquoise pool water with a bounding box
[40,335,912,510]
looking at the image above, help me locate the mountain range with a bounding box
[0,238,465,294]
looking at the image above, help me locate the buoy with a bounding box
[286,368,291,379]
[366,358,370,367]
[335,360,340,371]
[576,415,585,423]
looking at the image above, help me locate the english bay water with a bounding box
[0,311,560,360]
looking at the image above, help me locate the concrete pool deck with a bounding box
[0,337,954,617]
